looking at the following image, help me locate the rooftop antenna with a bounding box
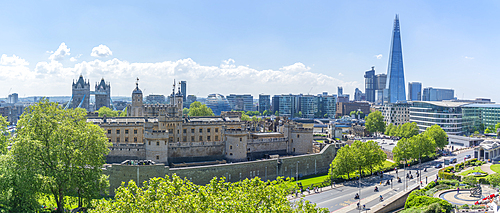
[136,77,139,88]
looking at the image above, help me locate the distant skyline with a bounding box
[0,1,498,101]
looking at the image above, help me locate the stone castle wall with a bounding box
[106,144,146,163]
[168,141,225,163]
[103,143,340,196]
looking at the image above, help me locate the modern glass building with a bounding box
[408,82,422,101]
[462,104,500,133]
[278,95,297,118]
[386,15,406,103]
[409,101,465,135]
[205,94,231,115]
[258,94,270,113]
[422,87,454,101]
[299,95,318,118]
[364,67,375,102]
[226,94,254,111]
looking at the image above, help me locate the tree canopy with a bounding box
[91,175,328,213]
[365,111,385,135]
[0,115,9,155]
[188,101,215,116]
[423,125,448,150]
[6,99,111,212]
[385,122,419,139]
[97,106,126,117]
[393,134,436,163]
[329,140,387,180]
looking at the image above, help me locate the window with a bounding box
[117,138,120,142]
[125,137,129,142]
[107,129,111,134]
[108,138,111,142]
[191,136,194,141]
[191,128,195,133]
[156,141,159,146]
[230,153,233,156]
[240,137,242,141]
[134,129,138,134]
[297,134,299,138]
[169,129,173,133]
[183,137,187,142]
[177,138,179,142]
[199,136,202,141]
[116,130,120,134]
[149,141,151,145]
[207,136,211,141]
[207,128,211,133]
[134,137,137,142]
[215,136,219,141]
[125,129,129,134]
[165,141,167,145]
[293,148,295,152]
[177,130,179,134]
[156,156,159,160]
[215,128,219,133]
[169,137,173,142]
[183,129,187,134]
[199,128,203,133]
[230,145,232,149]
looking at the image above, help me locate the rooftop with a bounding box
[413,101,471,108]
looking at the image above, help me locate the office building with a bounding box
[409,101,465,135]
[318,94,336,118]
[364,67,376,102]
[354,88,366,101]
[375,74,387,105]
[279,95,298,118]
[8,93,18,104]
[299,95,318,118]
[336,102,370,118]
[206,94,231,116]
[386,15,406,103]
[379,102,411,126]
[422,87,454,101]
[408,82,422,101]
[145,94,166,104]
[226,94,253,112]
[272,95,280,114]
[185,95,197,108]
[258,94,271,114]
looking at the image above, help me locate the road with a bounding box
[297,149,473,212]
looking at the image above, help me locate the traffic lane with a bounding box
[347,187,402,213]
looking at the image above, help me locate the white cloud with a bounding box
[91,44,112,57]
[0,54,33,81]
[70,54,82,62]
[375,54,383,59]
[48,42,71,61]
[464,56,474,60]
[338,73,344,76]
[0,46,361,97]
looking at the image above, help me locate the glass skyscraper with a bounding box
[408,82,422,101]
[386,15,406,103]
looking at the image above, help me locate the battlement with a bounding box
[248,137,287,143]
[223,129,248,135]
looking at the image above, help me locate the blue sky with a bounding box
[0,1,499,101]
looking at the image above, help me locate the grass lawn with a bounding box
[459,166,487,176]
[491,164,500,174]
[296,160,395,187]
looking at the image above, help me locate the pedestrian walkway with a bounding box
[481,163,496,175]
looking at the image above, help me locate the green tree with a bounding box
[262,110,269,116]
[188,101,215,116]
[364,140,387,175]
[275,111,279,116]
[119,107,127,117]
[487,173,500,187]
[365,111,385,135]
[424,125,448,150]
[245,111,260,116]
[97,106,119,117]
[182,107,190,115]
[410,134,436,166]
[385,123,394,135]
[91,175,328,213]
[0,115,9,155]
[393,137,414,164]
[463,176,477,186]
[329,144,354,180]
[401,122,419,139]
[12,99,111,212]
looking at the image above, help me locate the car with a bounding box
[435,163,443,168]
[450,158,457,164]
[389,143,394,145]
[465,155,471,159]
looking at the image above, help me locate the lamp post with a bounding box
[358,173,361,213]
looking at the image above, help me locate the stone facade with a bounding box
[72,75,90,111]
[92,81,315,166]
[103,143,343,196]
[95,78,111,110]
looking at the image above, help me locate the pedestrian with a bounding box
[457,187,460,194]
[420,181,422,186]
[426,176,428,184]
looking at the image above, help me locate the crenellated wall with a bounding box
[103,143,342,196]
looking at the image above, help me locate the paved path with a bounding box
[481,163,496,175]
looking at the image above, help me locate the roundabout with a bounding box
[436,186,497,206]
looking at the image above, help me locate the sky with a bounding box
[0,1,499,101]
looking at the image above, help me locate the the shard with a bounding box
[386,14,406,103]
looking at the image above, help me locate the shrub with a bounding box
[424,181,436,191]
[478,177,489,184]
[405,195,452,212]
[487,173,500,187]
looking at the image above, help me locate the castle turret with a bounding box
[128,79,145,116]
[224,128,248,162]
[95,78,111,110]
[72,74,90,111]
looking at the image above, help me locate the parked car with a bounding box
[465,155,471,159]
[435,163,443,168]
[450,158,457,164]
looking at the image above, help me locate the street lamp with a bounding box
[358,173,361,213]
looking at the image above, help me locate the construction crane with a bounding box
[308,87,313,95]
